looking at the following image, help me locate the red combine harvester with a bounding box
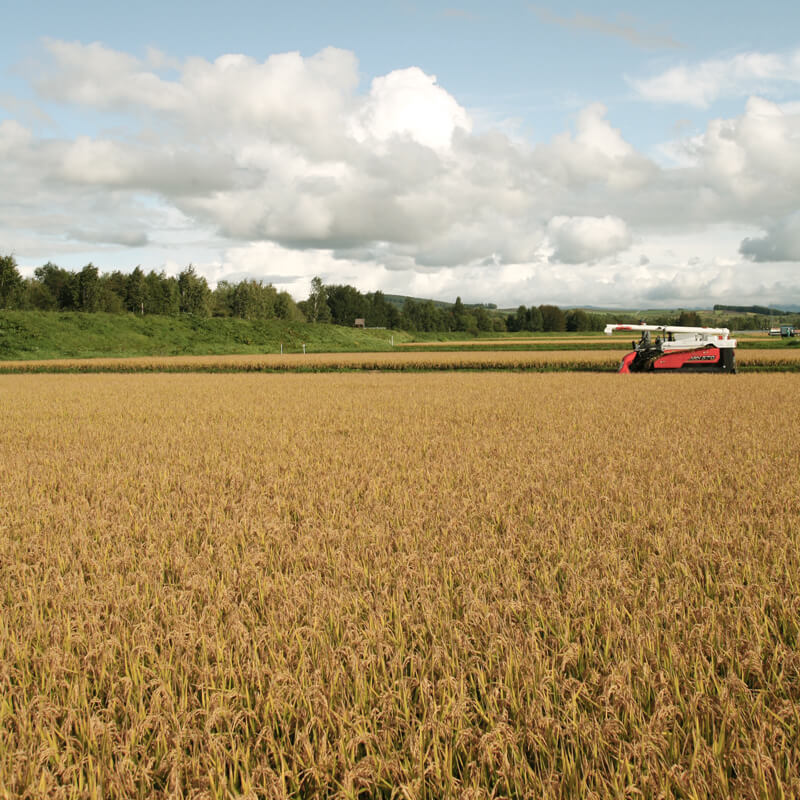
[604,323,737,373]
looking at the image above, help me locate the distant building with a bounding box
[354,318,365,328]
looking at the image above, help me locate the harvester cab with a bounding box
[604,323,737,374]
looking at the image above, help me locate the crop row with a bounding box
[2,348,800,373]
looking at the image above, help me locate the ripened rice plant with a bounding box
[1,347,799,374]
[1,373,798,798]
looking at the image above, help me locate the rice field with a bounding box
[1,372,799,798]
[1,347,799,374]
[397,334,791,348]
[395,337,608,347]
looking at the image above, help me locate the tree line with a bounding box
[300,278,612,333]
[713,304,788,316]
[0,255,302,321]
[3,254,786,332]
[297,277,402,328]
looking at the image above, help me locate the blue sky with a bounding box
[1,0,799,307]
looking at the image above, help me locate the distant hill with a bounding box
[383,294,497,311]
[713,304,800,315]
[383,294,448,310]
[379,296,800,315]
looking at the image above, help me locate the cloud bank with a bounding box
[2,40,799,307]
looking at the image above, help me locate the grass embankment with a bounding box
[1,311,797,368]
[0,311,411,360]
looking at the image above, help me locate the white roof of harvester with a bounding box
[604,323,731,338]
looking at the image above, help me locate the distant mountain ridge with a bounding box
[382,294,497,311]
[384,296,800,314]
[712,304,800,315]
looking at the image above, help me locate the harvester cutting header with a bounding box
[604,323,737,373]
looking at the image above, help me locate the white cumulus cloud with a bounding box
[353,67,472,151]
[547,216,632,263]
[740,213,800,262]
[629,48,800,108]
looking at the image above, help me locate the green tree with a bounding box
[528,306,544,331]
[474,307,492,332]
[463,313,479,335]
[566,309,591,332]
[97,274,125,313]
[506,305,526,332]
[75,264,101,312]
[101,271,128,312]
[364,290,396,328]
[146,271,179,314]
[539,304,565,332]
[23,277,57,310]
[385,303,401,329]
[400,298,420,331]
[452,296,469,330]
[34,262,75,310]
[0,254,23,308]
[232,280,278,320]
[304,276,331,323]
[677,310,702,327]
[125,267,147,313]
[212,280,236,317]
[178,265,211,316]
[275,290,305,321]
[326,284,367,326]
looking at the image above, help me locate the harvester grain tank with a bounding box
[604,323,737,373]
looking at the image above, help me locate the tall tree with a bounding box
[125,267,147,313]
[452,296,469,331]
[566,309,591,331]
[178,265,211,316]
[145,271,179,314]
[326,284,367,326]
[275,290,304,321]
[304,276,331,323]
[0,254,23,308]
[473,307,492,332]
[506,305,526,332]
[232,280,278,320]
[212,280,236,317]
[539,304,565,332]
[526,306,544,331]
[75,264,101,312]
[34,262,75,310]
[365,291,397,328]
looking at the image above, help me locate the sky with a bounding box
[1,0,799,308]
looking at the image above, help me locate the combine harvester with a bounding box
[604,323,737,373]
